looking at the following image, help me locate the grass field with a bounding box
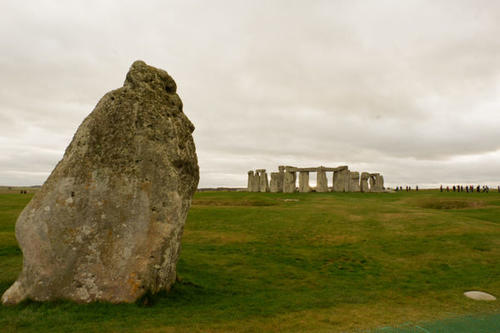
[0,190,499,332]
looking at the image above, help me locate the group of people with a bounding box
[439,185,495,193]
[394,186,419,191]
[392,185,499,192]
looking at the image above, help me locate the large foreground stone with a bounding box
[2,61,199,304]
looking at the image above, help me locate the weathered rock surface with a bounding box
[369,173,384,192]
[277,166,285,192]
[2,60,199,304]
[283,169,297,193]
[360,172,370,192]
[269,172,280,193]
[298,171,311,192]
[269,168,285,193]
[349,172,360,192]
[257,169,269,192]
[247,170,261,192]
[247,171,255,192]
[342,170,351,192]
[369,174,376,192]
[252,172,260,192]
[314,168,327,192]
[333,168,349,192]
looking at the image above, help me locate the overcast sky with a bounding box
[1,0,500,188]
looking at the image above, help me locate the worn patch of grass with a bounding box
[192,199,276,207]
[0,190,499,332]
[183,230,256,244]
[418,199,486,210]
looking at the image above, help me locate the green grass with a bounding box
[0,191,499,332]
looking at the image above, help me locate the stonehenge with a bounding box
[247,166,385,193]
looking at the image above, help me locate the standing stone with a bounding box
[369,173,384,192]
[247,171,255,192]
[378,175,385,191]
[332,169,342,192]
[277,166,285,192]
[1,61,199,304]
[257,169,269,192]
[333,168,349,192]
[342,169,350,192]
[372,174,384,192]
[298,171,311,192]
[360,172,370,192]
[349,172,360,192]
[270,172,280,193]
[270,168,284,193]
[316,168,329,192]
[369,174,377,192]
[283,167,297,193]
[251,171,260,192]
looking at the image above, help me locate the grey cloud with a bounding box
[1,0,500,188]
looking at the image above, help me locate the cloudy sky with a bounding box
[1,0,500,188]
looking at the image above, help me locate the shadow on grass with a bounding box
[0,279,228,332]
[367,313,500,333]
[0,245,21,257]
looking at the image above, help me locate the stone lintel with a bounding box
[291,165,349,172]
[331,165,348,172]
[296,168,317,172]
